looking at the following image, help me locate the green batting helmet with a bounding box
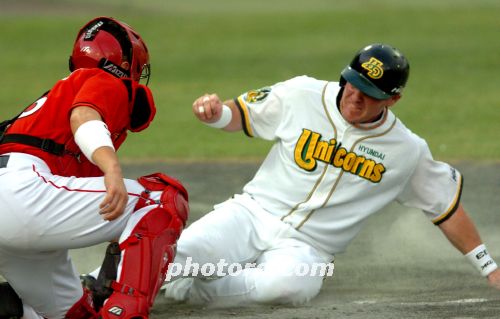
[340,43,409,100]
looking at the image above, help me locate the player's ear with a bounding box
[386,94,401,108]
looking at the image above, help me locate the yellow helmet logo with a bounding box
[361,57,384,79]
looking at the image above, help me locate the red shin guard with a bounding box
[65,289,98,319]
[99,173,188,319]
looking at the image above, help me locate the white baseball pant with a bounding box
[0,153,161,319]
[164,193,334,307]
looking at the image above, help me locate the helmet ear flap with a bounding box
[98,58,130,79]
[128,82,156,132]
[339,75,346,87]
[68,56,75,72]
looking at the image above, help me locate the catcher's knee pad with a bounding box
[0,282,23,319]
[65,289,98,319]
[99,173,188,319]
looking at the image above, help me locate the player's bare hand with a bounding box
[100,169,128,221]
[192,94,223,123]
[487,268,500,289]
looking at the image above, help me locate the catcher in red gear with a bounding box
[0,17,188,319]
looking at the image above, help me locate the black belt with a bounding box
[0,155,9,168]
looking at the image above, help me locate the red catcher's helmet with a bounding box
[69,17,150,84]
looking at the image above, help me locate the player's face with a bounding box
[340,83,399,124]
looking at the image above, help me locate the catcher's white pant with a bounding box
[0,153,160,319]
[164,193,334,307]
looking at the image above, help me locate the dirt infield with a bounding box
[71,161,500,318]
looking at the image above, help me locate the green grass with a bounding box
[1,0,499,161]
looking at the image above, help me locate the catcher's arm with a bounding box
[70,106,128,221]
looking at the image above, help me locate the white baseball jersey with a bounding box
[234,75,462,255]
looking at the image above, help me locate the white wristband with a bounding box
[74,120,115,164]
[204,104,232,129]
[465,244,498,277]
